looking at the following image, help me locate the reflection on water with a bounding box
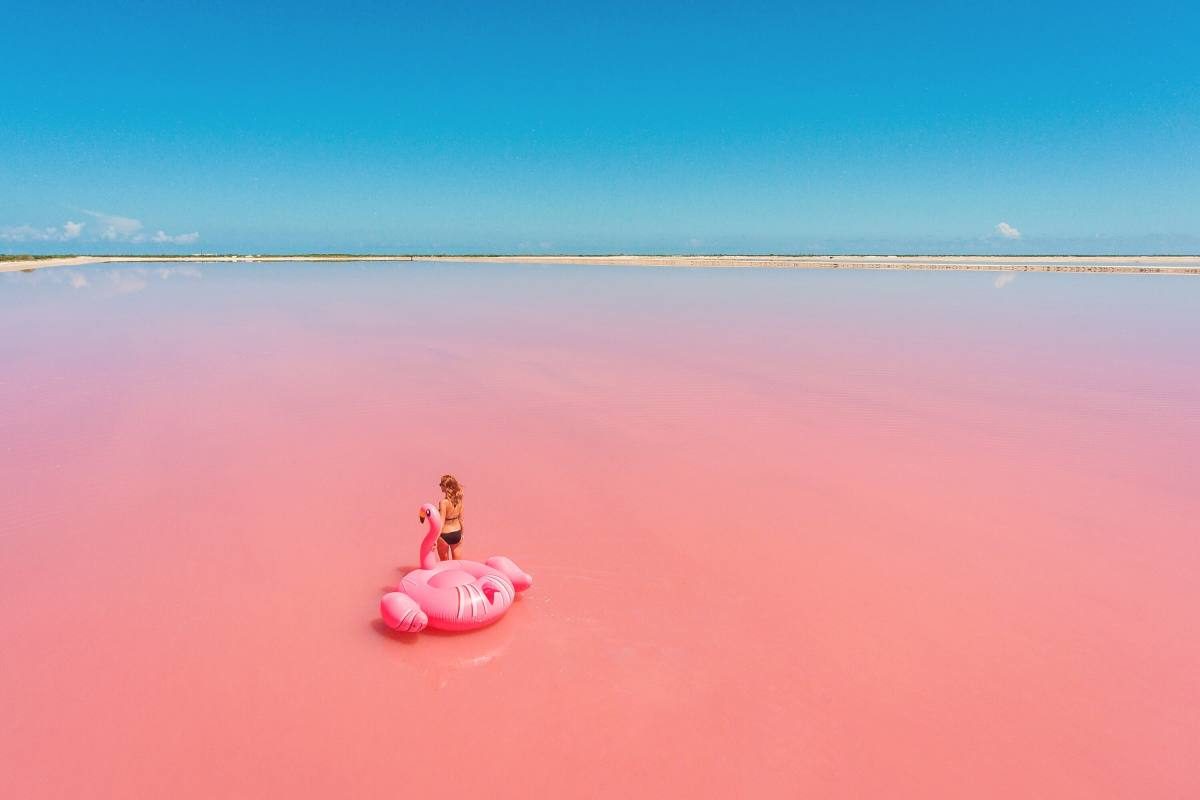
[1,261,1198,799]
[2,263,204,294]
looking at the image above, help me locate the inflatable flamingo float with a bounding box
[380,503,532,633]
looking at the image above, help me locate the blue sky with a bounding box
[2,1,1197,254]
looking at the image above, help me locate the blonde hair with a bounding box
[439,474,463,506]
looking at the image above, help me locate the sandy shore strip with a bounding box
[3,254,1199,275]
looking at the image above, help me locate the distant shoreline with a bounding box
[3,254,1200,275]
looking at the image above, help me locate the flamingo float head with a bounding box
[417,502,442,569]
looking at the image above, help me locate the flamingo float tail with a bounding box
[485,556,533,591]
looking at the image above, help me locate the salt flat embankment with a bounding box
[3,254,1199,275]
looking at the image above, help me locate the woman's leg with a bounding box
[436,537,449,561]
[450,541,463,561]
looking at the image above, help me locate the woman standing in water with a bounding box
[436,474,464,561]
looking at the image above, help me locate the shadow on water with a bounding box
[370,561,526,675]
[369,618,464,643]
[368,602,521,672]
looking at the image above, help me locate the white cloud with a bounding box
[150,230,200,244]
[994,273,1016,289]
[80,210,199,245]
[2,215,197,246]
[995,221,1021,240]
[0,225,48,241]
[84,210,143,240]
[0,221,86,242]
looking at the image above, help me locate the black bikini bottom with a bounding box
[440,529,463,546]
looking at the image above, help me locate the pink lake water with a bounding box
[1,261,1198,798]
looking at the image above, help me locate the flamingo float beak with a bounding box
[418,507,427,523]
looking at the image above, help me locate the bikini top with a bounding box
[444,503,462,522]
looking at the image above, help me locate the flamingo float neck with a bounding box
[418,505,442,569]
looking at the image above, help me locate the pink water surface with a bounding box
[1,262,1197,797]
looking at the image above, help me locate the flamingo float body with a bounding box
[380,503,532,633]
